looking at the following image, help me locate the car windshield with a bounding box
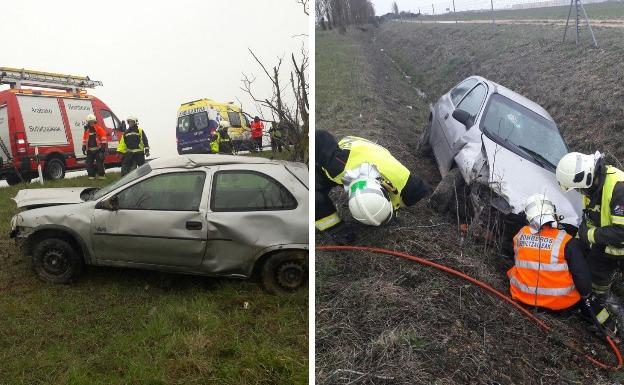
[90,163,152,201]
[480,94,567,169]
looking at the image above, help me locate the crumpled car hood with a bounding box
[482,137,582,226]
[13,187,89,209]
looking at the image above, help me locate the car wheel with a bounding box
[415,120,432,157]
[32,238,83,284]
[261,251,308,294]
[44,158,66,180]
[430,167,464,213]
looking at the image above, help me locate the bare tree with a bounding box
[392,1,399,15]
[296,0,309,15]
[241,46,308,162]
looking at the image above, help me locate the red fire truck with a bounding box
[0,67,125,185]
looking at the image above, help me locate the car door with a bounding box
[91,170,209,267]
[202,164,301,276]
[440,83,488,173]
[431,78,478,175]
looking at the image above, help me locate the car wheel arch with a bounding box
[26,226,90,263]
[251,247,308,279]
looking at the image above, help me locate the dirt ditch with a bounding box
[316,26,624,385]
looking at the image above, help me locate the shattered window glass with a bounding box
[481,94,567,169]
[211,170,297,211]
[117,171,206,211]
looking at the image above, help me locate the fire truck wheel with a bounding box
[44,158,66,180]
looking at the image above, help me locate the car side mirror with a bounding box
[120,120,127,132]
[96,195,119,211]
[452,109,472,128]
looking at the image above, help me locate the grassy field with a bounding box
[0,160,307,384]
[413,0,624,21]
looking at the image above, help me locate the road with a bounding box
[411,18,624,28]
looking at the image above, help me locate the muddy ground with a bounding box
[315,24,624,385]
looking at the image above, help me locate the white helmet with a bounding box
[556,151,602,192]
[347,177,393,226]
[86,114,96,122]
[524,193,557,234]
[127,116,138,123]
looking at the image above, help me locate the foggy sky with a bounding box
[372,0,545,14]
[1,0,308,157]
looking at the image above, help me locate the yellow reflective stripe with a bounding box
[588,227,596,244]
[514,260,569,271]
[596,308,610,324]
[592,282,611,294]
[605,245,624,256]
[612,216,624,225]
[315,212,341,231]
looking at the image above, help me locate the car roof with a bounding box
[148,154,303,170]
[466,76,554,122]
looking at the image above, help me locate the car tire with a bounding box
[415,120,433,157]
[44,158,66,180]
[430,167,464,213]
[32,238,83,284]
[260,251,308,294]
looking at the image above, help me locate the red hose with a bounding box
[317,245,623,371]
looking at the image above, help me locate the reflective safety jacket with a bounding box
[118,126,149,154]
[324,136,410,209]
[583,165,624,257]
[82,124,107,151]
[250,120,264,139]
[210,131,220,153]
[507,226,580,311]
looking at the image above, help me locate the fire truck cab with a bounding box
[0,67,125,185]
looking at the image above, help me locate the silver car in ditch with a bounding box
[418,76,582,230]
[10,155,309,292]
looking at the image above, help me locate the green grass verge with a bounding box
[0,164,307,384]
[412,0,624,21]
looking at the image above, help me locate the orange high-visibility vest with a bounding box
[507,226,580,311]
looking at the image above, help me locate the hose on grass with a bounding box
[317,244,623,371]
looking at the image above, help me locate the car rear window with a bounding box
[211,170,297,211]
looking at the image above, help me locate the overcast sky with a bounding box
[1,0,308,157]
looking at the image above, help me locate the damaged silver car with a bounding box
[417,76,582,235]
[10,155,309,293]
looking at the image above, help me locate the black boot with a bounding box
[580,293,618,338]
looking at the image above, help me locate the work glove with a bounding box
[144,149,150,158]
[578,220,592,245]
[325,222,357,245]
[81,145,86,156]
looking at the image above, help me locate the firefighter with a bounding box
[508,194,590,311]
[217,121,233,154]
[82,114,107,180]
[250,116,264,152]
[269,122,284,153]
[118,116,149,176]
[316,130,429,244]
[556,151,624,337]
[210,127,220,154]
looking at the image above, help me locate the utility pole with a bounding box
[563,0,598,47]
[432,4,435,23]
[453,0,457,23]
[490,0,495,32]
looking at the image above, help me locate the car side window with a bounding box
[450,79,478,106]
[117,171,206,211]
[100,109,118,130]
[211,170,297,211]
[456,84,487,119]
